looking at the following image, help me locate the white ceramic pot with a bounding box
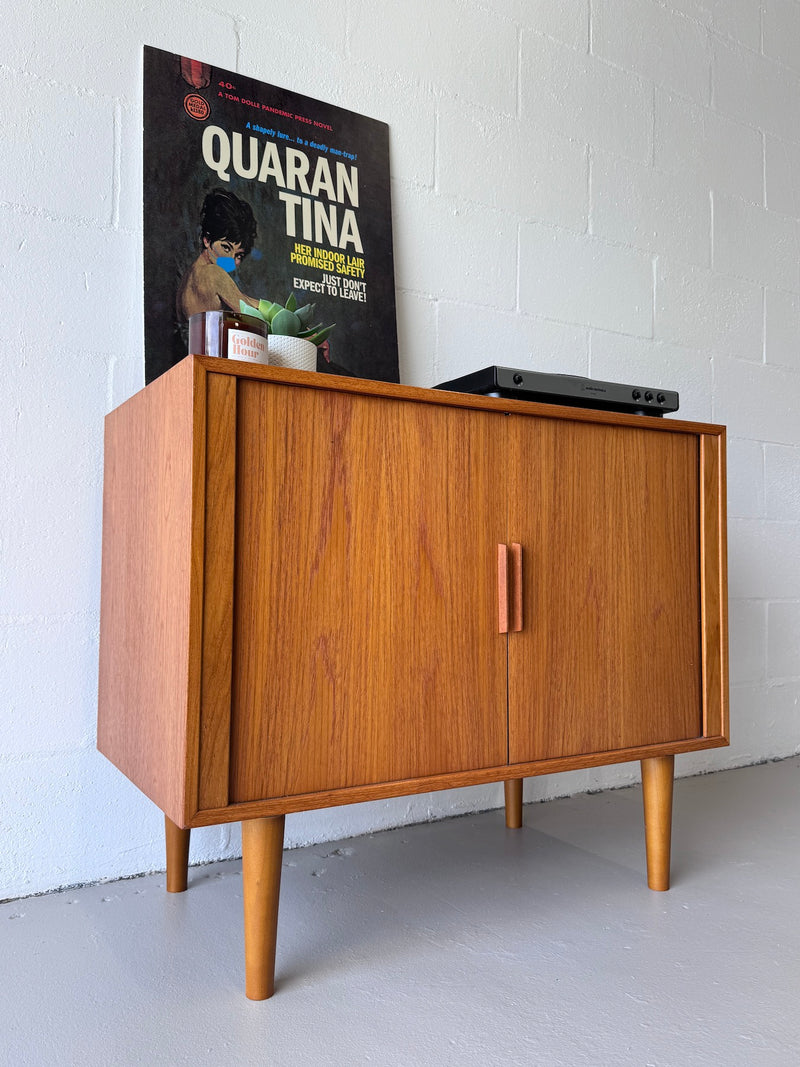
[268,335,318,372]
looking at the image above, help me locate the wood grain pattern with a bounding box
[504,779,523,828]
[641,755,674,891]
[190,733,729,827]
[97,357,200,826]
[507,418,702,763]
[509,542,523,632]
[165,815,191,893]
[98,357,727,836]
[193,357,723,439]
[184,362,210,822]
[97,356,730,999]
[228,382,509,802]
[498,544,509,634]
[196,372,236,810]
[700,432,729,741]
[241,815,285,1000]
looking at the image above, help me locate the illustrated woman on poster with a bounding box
[177,188,261,320]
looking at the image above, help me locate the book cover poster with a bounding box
[143,46,399,384]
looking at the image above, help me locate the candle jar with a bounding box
[188,310,268,365]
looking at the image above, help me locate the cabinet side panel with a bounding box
[700,432,729,740]
[97,360,196,825]
[197,372,236,810]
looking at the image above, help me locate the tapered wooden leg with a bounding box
[504,778,523,829]
[242,815,285,1001]
[165,815,191,893]
[641,755,674,891]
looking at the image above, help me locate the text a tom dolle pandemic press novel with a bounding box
[143,45,399,385]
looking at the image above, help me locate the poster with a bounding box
[143,46,399,384]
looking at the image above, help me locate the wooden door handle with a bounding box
[509,542,523,632]
[498,543,523,633]
[498,544,509,633]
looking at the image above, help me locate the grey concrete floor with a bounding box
[2,757,799,1066]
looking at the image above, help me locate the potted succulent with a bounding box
[240,294,335,371]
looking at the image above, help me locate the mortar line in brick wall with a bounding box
[588,0,594,55]
[111,100,121,230]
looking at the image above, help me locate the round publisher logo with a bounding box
[184,94,210,121]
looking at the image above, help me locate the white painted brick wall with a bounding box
[592,0,712,104]
[655,260,763,360]
[715,359,800,445]
[768,603,800,679]
[669,0,761,51]
[437,306,589,386]
[713,194,800,292]
[514,0,589,50]
[0,71,115,223]
[765,444,800,520]
[348,0,520,113]
[728,600,767,686]
[713,38,800,141]
[520,34,652,162]
[729,520,800,599]
[765,136,800,217]
[655,91,763,206]
[437,97,589,229]
[591,151,712,266]
[762,0,800,74]
[726,439,765,520]
[394,186,518,306]
[519,222,653,333]
[765,289,800,370]
[1,0,798,899]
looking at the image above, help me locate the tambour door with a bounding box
[507,416,703,763]
[228,381,509,803]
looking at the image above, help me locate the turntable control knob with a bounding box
[513,374,524,386]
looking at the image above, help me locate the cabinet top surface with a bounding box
[124,356,725,437]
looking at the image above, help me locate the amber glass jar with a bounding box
[188,310,268,364]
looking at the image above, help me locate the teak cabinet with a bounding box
[98,356,728,999]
